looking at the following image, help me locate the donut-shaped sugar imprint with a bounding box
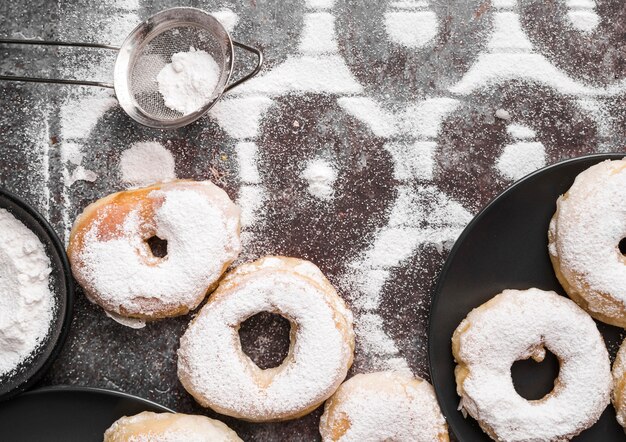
[549,159,626,327]
[435,81,597,211]
[68,180,241,320]
[177,256,355,422]
[453,288,611,441]
[320,371,449,442]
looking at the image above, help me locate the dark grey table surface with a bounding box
[1,0,626,440]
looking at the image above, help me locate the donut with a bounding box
[548,158,626,327]
[319,371,449,442]
[177,256,355,422]
[613,338,626,430]
[103,411,242,441]
[68,180,241,320]
[452,288,611,441]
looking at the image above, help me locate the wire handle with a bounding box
[224,41,263,93]
[0,39,118,88]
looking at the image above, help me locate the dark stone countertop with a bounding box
[1,0,626,440]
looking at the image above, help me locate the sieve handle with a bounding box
[224,41,263,93]
[0,38,118,88]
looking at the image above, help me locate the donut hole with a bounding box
[511,349,560,400]
[146,235,168,258]
[239,312,291,369]
[619,237,626,255]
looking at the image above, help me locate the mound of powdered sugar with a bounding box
[0,208,55,377]
[157,47,221,115]
[119,141,176,187]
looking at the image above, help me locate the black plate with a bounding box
[0,188,74,400]
[0,386,172,441]
[429,153,626,440]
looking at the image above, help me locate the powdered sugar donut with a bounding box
[177,256,355,422]
[549,159,626,327]
[104,411,242,441]
[613,338,626,430]
[319,371,449,442]
[453,288,611,441]
[68,180,241,320]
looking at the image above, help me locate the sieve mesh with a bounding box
[129,24,230,121]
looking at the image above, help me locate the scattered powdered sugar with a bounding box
[234,55,362,96]
[454,289,611,440]
[74,184,241,318]
[67,166,98,186]
[211,9,239,33]
[447,3,622,96]
[567,10,600,33]
[385,141,435,181]
[235,142,261,184]
[334,185,472,373]
[353,314,411,373]
[319,372,448,441]
[210,97,274,140]
[495,108,511,120]
[120,141,177,187]
[496,141,546,180]
[0,208,55,377]
[306,0,335,9]
[60,92,118,140]
[567,0,600,33]
[300,158,338,200]
[157,47,221,115]
[384,10,437,49]
[299,12,338,55]
[237,186,265,229]
[549,159,626,318]
[506,123,536,139]
[60,142,84,166]
[178,258,354,421]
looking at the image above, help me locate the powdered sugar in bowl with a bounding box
[0,188,74,401]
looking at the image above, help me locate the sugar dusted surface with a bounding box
[4,0,626,439]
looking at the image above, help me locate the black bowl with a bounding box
[429,153,626,440]
[0,386,172,441]
[0,188,74,400]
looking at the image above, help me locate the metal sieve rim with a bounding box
[113,7,234,129]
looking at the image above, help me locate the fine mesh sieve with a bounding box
[0,7,263,129]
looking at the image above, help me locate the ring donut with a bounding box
[452,288,611,441]
[177,256,355,422]
[613,338,626,430]
[549,158,626,327]
[319,371,449,441]
[68,180,241,320]
[103,411,241,441]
